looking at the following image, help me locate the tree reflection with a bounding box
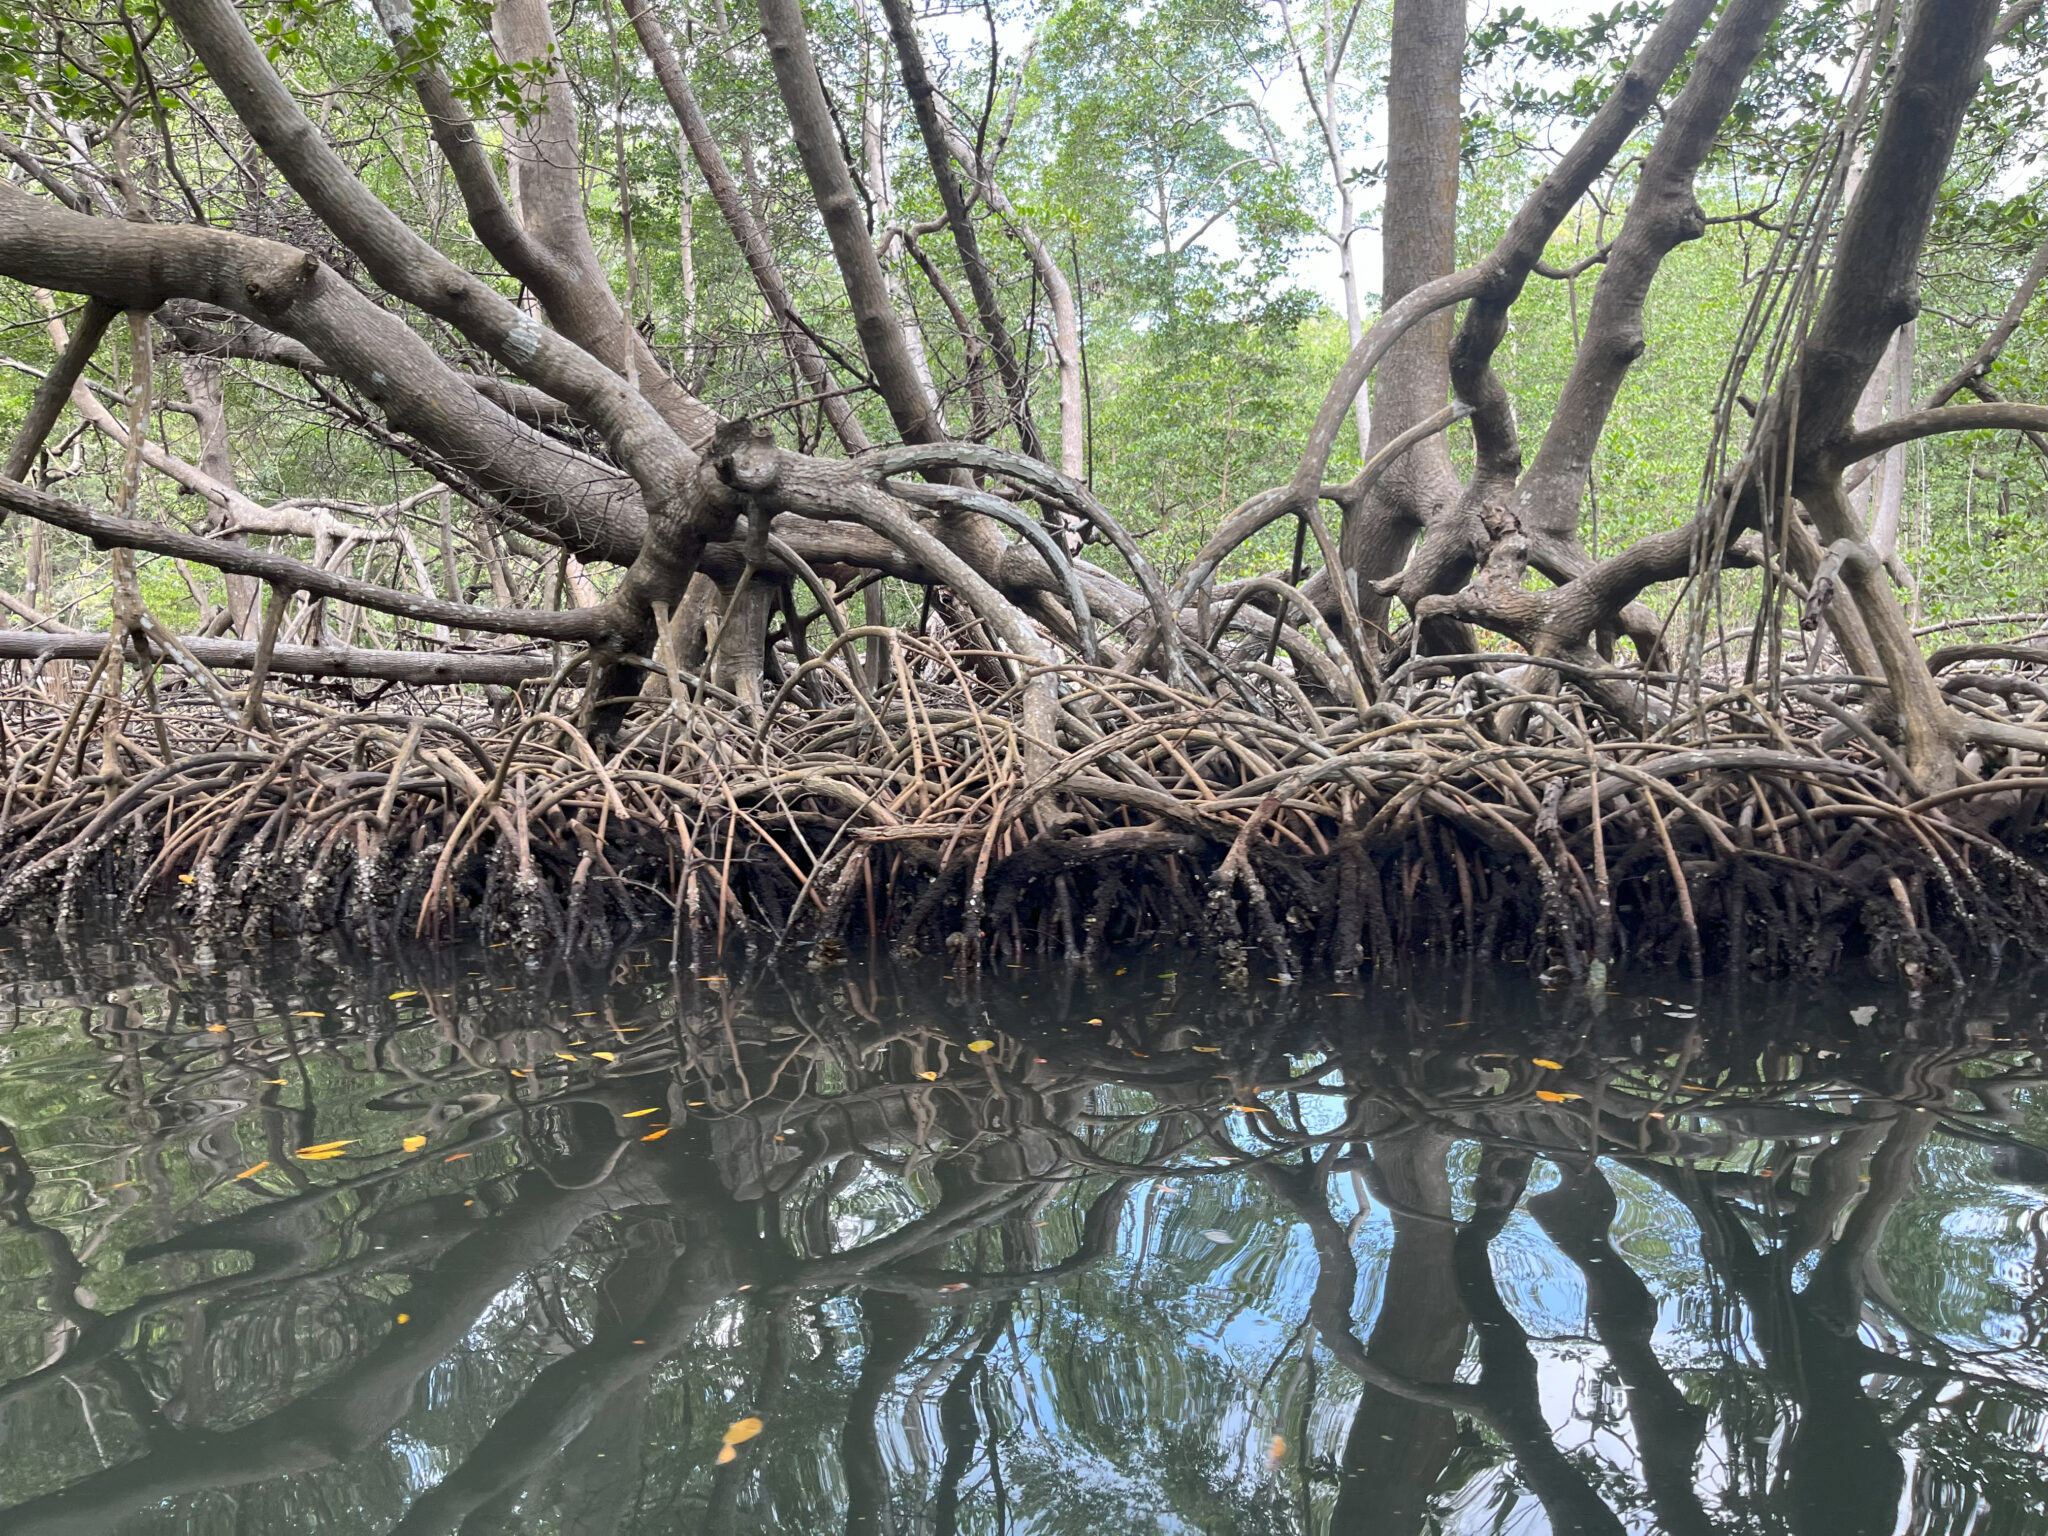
[2,943,2048,1533]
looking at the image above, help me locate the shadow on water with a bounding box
[3,935,2048,1534]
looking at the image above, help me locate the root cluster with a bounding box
[6,623,2048,987]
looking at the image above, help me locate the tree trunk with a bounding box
[1335,0,1465,633]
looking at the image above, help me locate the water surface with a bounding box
[2,936,2046,1534]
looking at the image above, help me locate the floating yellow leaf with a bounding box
[624,1107,660,1118]
[388,991,419,1000]
[297,1149,346,1160]
[715,1445,738,1465]
[967,1040,995,1053]
[1191,1045,1220,1053]
[572,1011,597,1017]
[1086,1018,1104,1025]
[291,1011,325,1017]
[1535,1090,1581,1103]
[1228,1104,1267,1114]
[295,1140,355,1155]
[402,1135,427,1152]
[1533,1058,1564,1071]
[555,1052,579,1062]
[722,1417,764,1447]
[264,1079,287,1085]
[917,1071,939,1081]
[1269,1435,1287,1462]
[235,1161,269,1179]
[206,1024,228,1034]
[395,1312,410,1324]
[641,1127,670,1141]
[444,1152,471,1162]
[591,1051,616,1062]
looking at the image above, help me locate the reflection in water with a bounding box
[2,938,2048,1534]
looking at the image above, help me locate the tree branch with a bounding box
[622,0,869,455]
[1831,400,2048,467]
[757,0,943,446]
[0,476,605,642]
[1922,229,2048,410]
[156,0,701,505]
[1516,0,1789,547]
[1291,0,1718,505]
[0,629,556,685]
[879,0,1042,461]
[2,295,117,489]
[0,182,651,567]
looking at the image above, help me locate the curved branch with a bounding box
[156,0,705,520]
[1290,0,1718,504]
[892,481,1097,663]
[0,476,605,642]
[1516,0,1789,544]
[1830,400,2048,467]
[0,182,649,566]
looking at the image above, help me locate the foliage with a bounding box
[0,0,2043,640]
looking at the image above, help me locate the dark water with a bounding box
[2,939,2047,1536]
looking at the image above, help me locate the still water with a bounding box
[1,936,2046,1535]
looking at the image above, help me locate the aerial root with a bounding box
[1,631,2045,982]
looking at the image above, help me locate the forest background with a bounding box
[5,0,2041,649]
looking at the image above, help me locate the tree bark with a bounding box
[1335,0,1464,624]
